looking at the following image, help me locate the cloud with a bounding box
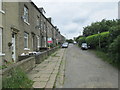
[32,1,118,39]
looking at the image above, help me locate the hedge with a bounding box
[86,31,110,49]
[108,35,120,63]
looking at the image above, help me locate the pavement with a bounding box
[63,44,118,88]
[27,48,65,88]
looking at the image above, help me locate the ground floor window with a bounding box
[24,32,29,49]
[0,28,2,53]
[37,35,40,49]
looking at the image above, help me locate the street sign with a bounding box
[48,41,52,43]
[48,38,52,43]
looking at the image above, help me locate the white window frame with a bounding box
[0,28,2,53]
[23,6,29,24]
[24,32,29,50]
[0,0,2,11]
[0,0,1,9]
[0,0,5,14]
[0,28,5,56]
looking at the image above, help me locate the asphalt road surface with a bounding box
[63,44,118,88]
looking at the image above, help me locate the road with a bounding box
[63,44,118,88]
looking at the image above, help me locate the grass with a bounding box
[91,50,119,69]
[51,53,57,57]
[51,52,60,57]
[45,56,49,59]
[0,65,7,70]
[2,67,33,88]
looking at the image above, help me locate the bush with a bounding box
[48,43,56,48]
[86,31,109,50]
[109,25,120,43]
[86,34,98,49]
[2,68,33,88]
[108,35,120,63]
[99,32,110,52]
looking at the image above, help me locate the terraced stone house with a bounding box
[1,1,65,65]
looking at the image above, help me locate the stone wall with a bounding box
[2,47,58,77]
[35,47,58,64]
[2,57,35,77]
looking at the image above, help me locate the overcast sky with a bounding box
[32,0,119,39]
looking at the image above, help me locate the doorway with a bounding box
[12,33,16,62]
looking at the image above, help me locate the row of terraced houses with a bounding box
[0,1,65,64]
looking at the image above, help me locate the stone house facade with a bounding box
[47,18,54,47]
[1,1,65,64]
[60,35,66,44]
[2,2,20,63]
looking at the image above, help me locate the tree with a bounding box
[83,19,119,37]
[66,39,73,43]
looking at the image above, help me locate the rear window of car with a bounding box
[82,43,87,45]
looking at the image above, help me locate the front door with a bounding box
[12,33,16,62]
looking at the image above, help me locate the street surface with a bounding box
[63,44,118,88]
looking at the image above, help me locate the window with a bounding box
[0,0,5,14]
[0,0,2,10]
[0,28,2,53]
[37,36,40,49]
[37,16,39,26]
[41,19,43,29]
[44,22,46,33]
[24,32,28,49]
[23,6,29,23]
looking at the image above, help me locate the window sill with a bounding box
[24,20,30,25]
[37,46,40,48]
[24,48,30,50]
[0,53,5,56]
[0,10,5,14]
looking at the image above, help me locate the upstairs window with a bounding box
[44,22,46,33]
[23,6,29,23]
[41,19,43,29]
[0,0,2,10]
[24,32,29,49]
[37,16,39,26]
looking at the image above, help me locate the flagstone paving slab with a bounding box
[27,49,65,88]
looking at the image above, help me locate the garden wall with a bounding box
[2,47,58,77]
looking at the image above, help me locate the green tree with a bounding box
[108,35,120,63]
[66,39,73,43]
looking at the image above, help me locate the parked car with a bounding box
[62,42,68,48]
[73,41,77,44]
[81,43,88,50]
